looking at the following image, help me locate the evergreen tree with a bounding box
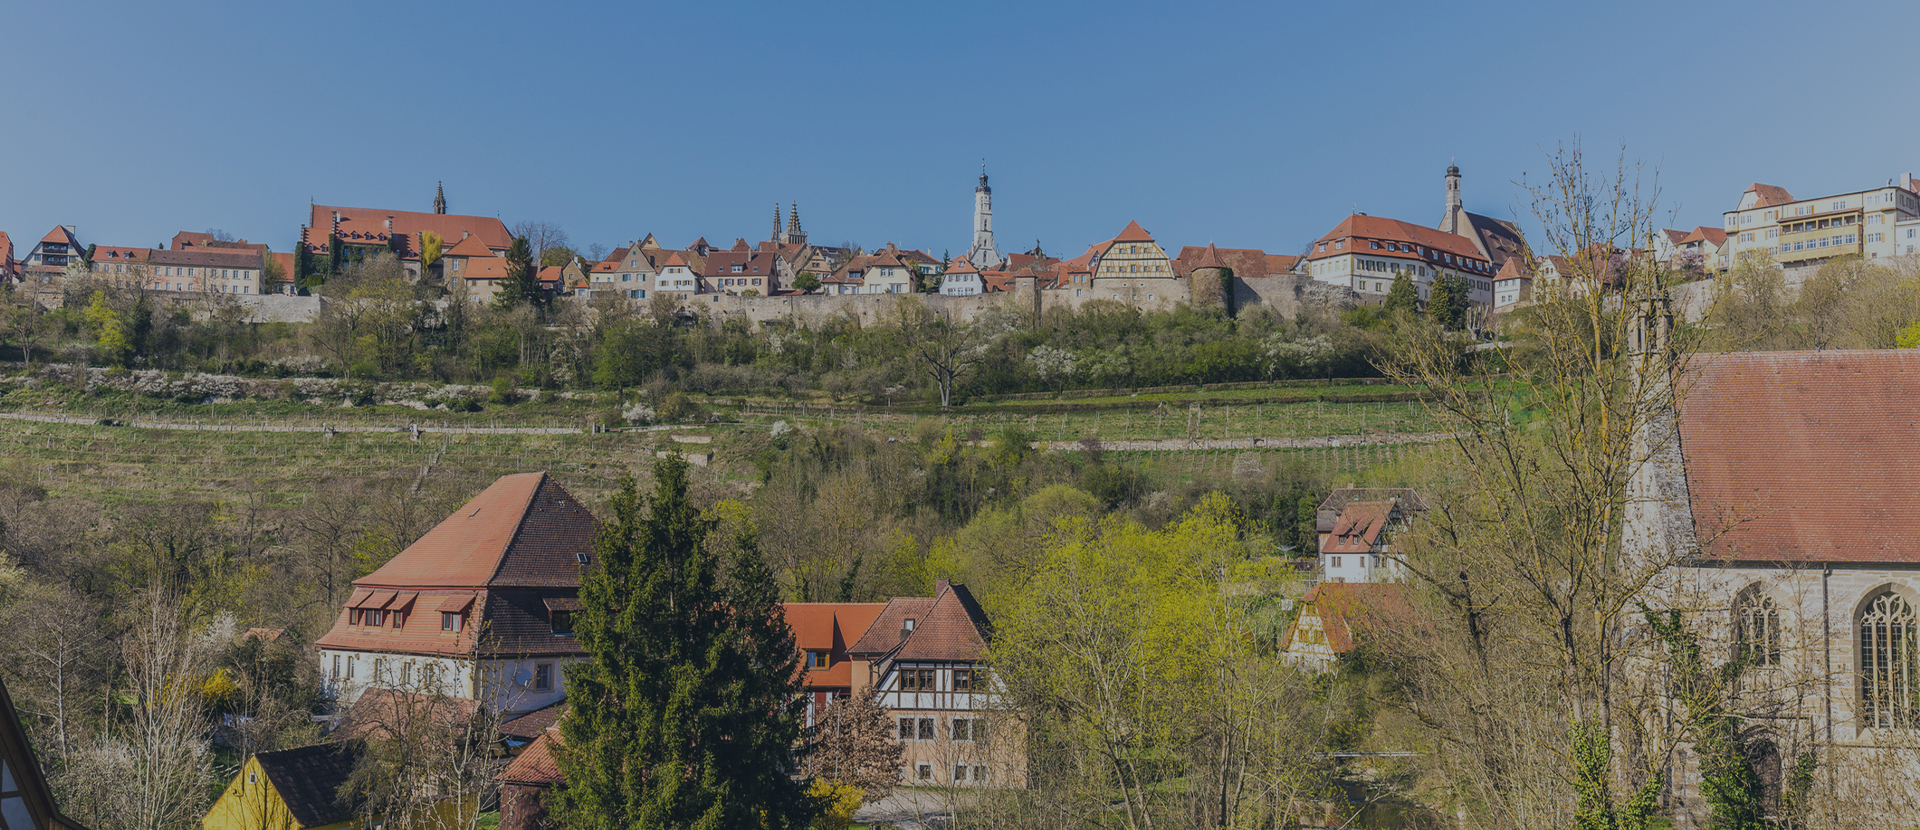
[1382,273,1419,314]
[495,236,542,310]
[553,457,819,830]
[1427,273,1469,330]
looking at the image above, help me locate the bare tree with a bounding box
[1,582,108,765]
[118,585,216,830]
[511,221,570,264]
[896,297,984,407]
[803,690,904,801]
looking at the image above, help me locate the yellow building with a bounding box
[203,742,471,830]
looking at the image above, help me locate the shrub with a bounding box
[489,376,517,405]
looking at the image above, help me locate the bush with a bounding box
[488,376,517,405]
[656,392,699,424]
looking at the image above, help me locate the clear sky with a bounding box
[6,0,1918,261]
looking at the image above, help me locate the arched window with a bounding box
[1860,589,1920,729]
[1735,587,1780,667]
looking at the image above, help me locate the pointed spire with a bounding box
[772,203,782,242]
[788,202,801,235]
[434,181,447,215]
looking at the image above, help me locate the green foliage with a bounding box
[1426,274,1469,331]
[487,376,517,405]
[1382,273,1419,314]
[791,271,821,294]
[83,291,130,365]
[552,458,820,830]
[494,236,542,310]
[1898,320,1920,349]
[1570,717,1661,830]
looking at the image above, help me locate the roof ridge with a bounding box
[486,472,552,585]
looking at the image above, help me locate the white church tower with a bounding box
[967,167,1004,268]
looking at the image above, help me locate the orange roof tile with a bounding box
[1289,583,1412,654]
[1321,501,1395,554]
[1114,220,1154,242]
[1306,214,1488,263]
[309,205,511,254]
[1746,183,1795,208]
[356,473,597,589]
[39,226,79,246]
[444,234,496,258]
[500,729,564,786]
[784,603,887,690]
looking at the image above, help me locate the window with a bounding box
[807,650,829,669]
[366,609,385,627]
[551,610,574,636]
[917,764,932,781]
[899,717,915,740]
[1735,587,1779,667]
[1330,556,1342,568]
[392,611,406,629]
[973,765,989,782]
[954,764,967,782]
[951,717,986,742]
[331,655,340,680]
[373,657,384,682]
[1860,589,1919,728]
[918,718,935,740]
[953,668,972,692]
[899,667,936,691]
[534,663,553,692]
[442,612,462,632]
[401,661,412,686]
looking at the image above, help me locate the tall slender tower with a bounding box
[1439,164,1464,234]
[434,182,447,215]
[772,203,782,243]
[968,166,1003,268]
[785,203,806,246]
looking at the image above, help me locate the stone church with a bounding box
[1625,292,1920,823]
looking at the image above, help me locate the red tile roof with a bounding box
[443,233,496,259]
[1745,183,1795,208]
[1681,226,1727,246]
[848,582,991,663]
[335,689,481,740]
[1307,215,1487,263]
[269,252,296,284]
[500,699,566,743]
[1265,254,1301,274]
[1114,220,1154,242]
[460,256,512,280]
[1321,501,1396,554]
[1288,583,1411,654]
[1679,350,1920,563]
[356,473,597,589]
[308,205,511,255]
[1172,245,1285,279]
[784,603,887,690]
[39,226,79,246]
[499,729,564,786]
[91,246,150,263]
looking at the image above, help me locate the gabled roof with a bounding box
[1317,488,1427,532]
[1681,226,1728,246]
[1173,245,1279,279]
[443,233,496,258]
[39,226,80,247]
[1322,501,1397,554]
[500,699,567,743]
[1287,583,1411,654]
[1309,215,1486,262]
[731,238,750,252]
[335,689,482,740]
[91,246,149,262]
[1493,257,1532,282]
[1266,254,1302,273]
[1462,213,1528,266]
[353,473,598,589]
[1114,220,1154,242]
[784,603,887,689]
[1662,229,1691,246]
[251,742,365,828]
[847,581,992,663]
[459,256,513,280]
[499,729,564,786]
[1678,350,1920,564]
[308,205,511,254]
[1745,183,1795,208]
[537,265,563,286]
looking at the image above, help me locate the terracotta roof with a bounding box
[270,252,296,283]
[39,226,79,247]
[354,473,597,590]
[1462,213,1529,266]
[251,742,365,827]
[847,582,992,663]
[1287,583,1411,654]
[783,603,887,690]
[90,246,149,262]
[537,265,563,286]
[308,205,511,254]
[1113,220,1154,242]
[1679,350,1920,564]
[700,251,776,277]
[499,729,564,786]
[1321,501,1396,554]
[1266,254,1301,273]
[846,597,936,657]
[1173,245,1279,279]
[459,256,512,280]
[1493,257,1532,282]
[1662,229,1691,246]
[443,233,496,258]
[1681,226,1728,246]
[1307,215,1487,263]
[1745,183,1795,208]
[1317,488,1427,532]
[149,248,262,268]
[500,699,567,743]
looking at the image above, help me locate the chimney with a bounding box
[899,617,917,643]
[936,578,950,595]
[462,230,470,240]
[385,215,394,233]
[1904,173,1914,192]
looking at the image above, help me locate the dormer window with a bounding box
[442,612,462,632]
[807,650,829,669]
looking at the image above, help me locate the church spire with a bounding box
[772,203,782,243]
[788,202,801,236]
[968,165,1003,268]
[434,181,446,215]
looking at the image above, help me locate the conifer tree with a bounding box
[1427,273,1469,330]
[554,457,820,830]
[496,235,541,310]
[1382,272,1419,314]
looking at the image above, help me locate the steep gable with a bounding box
[252,742,365,828]
[355,473,598,590]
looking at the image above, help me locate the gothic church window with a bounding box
[1860,589,1920,729]
[1734,586,1780,667]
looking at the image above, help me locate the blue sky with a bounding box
[6,0,1917,260]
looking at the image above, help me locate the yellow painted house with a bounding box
[203,742,470,830]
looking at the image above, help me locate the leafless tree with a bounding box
[512,221,570,264]
[117,585,216,830]
[803,691,904,801]
[896,297,985,407]
[0,582,108,765]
